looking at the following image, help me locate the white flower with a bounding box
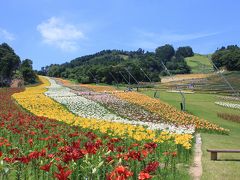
[215,101,240,110]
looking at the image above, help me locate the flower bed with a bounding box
[81,84,229,134]
[1,88,192,179]
[12,76,193,149]
[215,101,240,110]
[47,78,195,134]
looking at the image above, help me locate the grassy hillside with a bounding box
[185,54,213,73]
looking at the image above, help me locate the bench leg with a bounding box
[211,152,217,160]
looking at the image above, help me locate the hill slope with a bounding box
[185,54,213,73]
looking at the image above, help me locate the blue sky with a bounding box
[0,0,240,70]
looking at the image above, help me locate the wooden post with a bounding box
[211,152,217,160]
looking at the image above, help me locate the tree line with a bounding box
[38,45,194,84]
[0,43,37,87]
[212,45,240,71]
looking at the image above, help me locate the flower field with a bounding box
[1,76,197,179]
[79,84,229,134]
[57,80,194,134]
[0,88,192,179]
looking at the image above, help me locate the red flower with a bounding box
[54,164,72,180]
[85,142,97,154]
[110,138,121,143]
[85,131,97,140]
[15,156,30,164]
[131,143,139,147]
[141,150,149,158]
[107,165,133,180]
[0,151,2,157]
[3,157,14,163]
[28,138,33,146]
[48,154,55,158]
[28,151,40,159]
[115,166,125,174]
[138,172,152,180]
[144,143,157,150]
[127,150,142,161]
[143,161,159,173]
[172,152,177,157]
[40,162,52,172]
[105,156,114,163]
[68,132,79,138]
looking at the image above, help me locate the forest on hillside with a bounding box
[38,45,194,84]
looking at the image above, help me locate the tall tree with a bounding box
[155,44,175,63]
[176,46,194,58]
[19,59,37,84]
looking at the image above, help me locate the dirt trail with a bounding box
[190,133,202,180]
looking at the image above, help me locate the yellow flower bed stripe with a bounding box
[12,76,193,149]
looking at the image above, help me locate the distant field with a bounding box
[185,54,213,73]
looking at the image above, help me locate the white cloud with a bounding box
[132,30,220,50]
[0,28,15,41]
[37,17,85,52]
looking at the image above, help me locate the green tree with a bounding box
[155,44,175,63]
[212,45,240,71]
[0,43,21,86]
[19,59,37,84]
[176,46,194,58]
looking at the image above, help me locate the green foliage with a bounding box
[155,44,175,63]
[176,46,194,58]
[155,44,191,74]
[19,59,37,84]
[39,46,193,84]
[0,43,21,86]
[0,43,37,86]
[212,45,240,71]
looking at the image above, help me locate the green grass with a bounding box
[185,54,213,73]
[141,90,240,180]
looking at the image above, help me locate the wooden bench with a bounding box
[207,149,240,160]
